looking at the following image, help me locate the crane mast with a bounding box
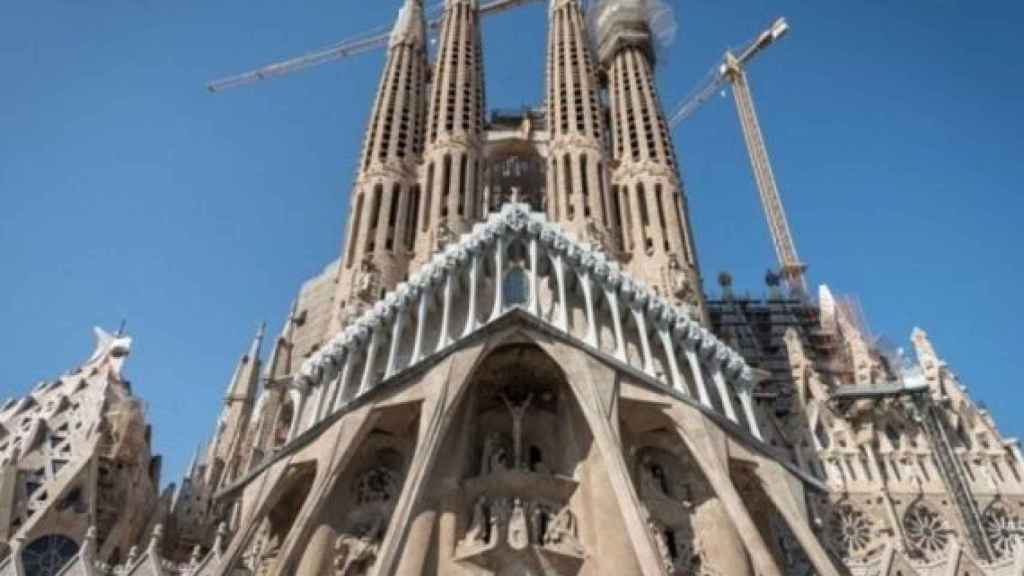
[669,18,807,295]
[724,51,807,294]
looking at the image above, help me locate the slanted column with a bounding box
[411,289,430,363]
[528,237,541,316]
[386,312,406,378]
[287,386,307,441]
[684,345,711,407]
[436,274,454,352]
[581,271,598,347]
[491,237,507,320]
[311,377,329,423]
[631,306,656,376]
[333,353,355,410]
[553,255,569,331]
[605,288,627,361]
[657,327,686,394]
[359,328,382,396]
[463,254,480,336]
[711,366,738,423]
[736,383,762,440]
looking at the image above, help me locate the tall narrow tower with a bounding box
[595,0,705,319]
[331,0,429,333]
[203,324,264,490]
[545,0,615,247]
[414,0,487,264]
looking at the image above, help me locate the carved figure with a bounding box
[482,432,511,475]
[544,508,583,554]
[354,256,380,301]
[334,515,387,576]
[465,497,490,546]
[435,221,456,251]
[585,219,607,249]
[508,498,529,550]
[530,504,552,546]
[666,255,695,304]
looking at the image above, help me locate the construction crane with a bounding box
[207,0,543,93]
[668,18,808,295]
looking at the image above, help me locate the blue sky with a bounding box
[2,0,1022,485]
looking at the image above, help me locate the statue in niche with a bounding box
[435,221,456,252]
[648,518,674,572]
[334,514,388,576]
[355,467,398,505]
[465,497,492,547]
[508,498,529,551]
[544,507,583,554]
[354,256,381,302]
[666,254,696,305]
[481,432,511,475]
[530,504,553,546]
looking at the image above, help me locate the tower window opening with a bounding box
[366,184,384,253]
[441,154,452,219]
[458,155,468,216]
[654,184,669,252]
[386,183,401,252]
[673,193,694,265]
[406,185,421,250]
[551,159,561,220]
[620,187,634,252]
[563,154,574,220]
[580,156,591,217]
[637,183,652,253]
[423,162,435,231]
[346,193,365,268]
[472,159,480,219]
[611,185,625,252]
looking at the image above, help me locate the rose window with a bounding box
[21,534,79,576]
[903,506,952,561]
[984,507,1024,559]
[826,505,873,559]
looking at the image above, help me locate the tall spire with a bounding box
[595,0,706,320]
[224,323,265,402]
[330,0,430,335]
[413,0,487,265]
[545,0,615,247]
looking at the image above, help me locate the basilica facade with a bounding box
[2,1,1022,575]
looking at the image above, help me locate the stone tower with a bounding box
[414,0,487,266]
[595,0,705,319]
[545,0,615,248]
[331,0,429,334]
